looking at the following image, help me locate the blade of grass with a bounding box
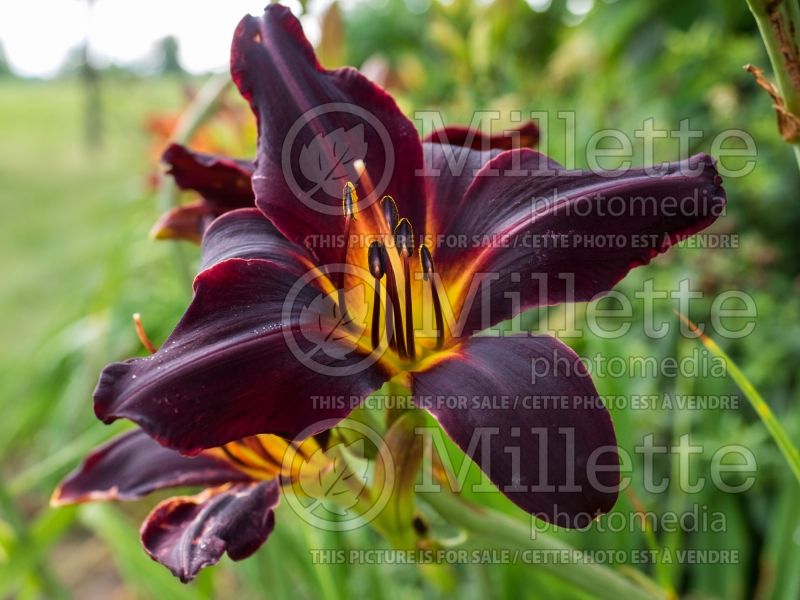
[676,312,800,485]
[624,488,677,599]
[754,476,800,600]
[661,339,694,591]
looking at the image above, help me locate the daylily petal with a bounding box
[230,5,426,264]
[412,336,618,528]
[150,201,215,243]
[423,120,539,150]
[434,150,726,337]
[94,258,391,454]
[423,142,500,240]
[200,208,317,273]
[52,430,249,505]
[162,143,255,211]
[140,480,279,582]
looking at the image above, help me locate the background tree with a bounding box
[0,40,11,77]
[156,35,185,76]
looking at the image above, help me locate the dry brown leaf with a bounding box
[745,63,800,142]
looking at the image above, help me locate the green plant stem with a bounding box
[419,490,667,600]
[158,73,232,286]
[746,0,800,169]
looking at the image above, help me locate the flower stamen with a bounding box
[382,195,399,232]
[342,181,358,219]
[394,218,416,359]
[420,245,444,349]
[338,182,358,321]
[368,241,386,351]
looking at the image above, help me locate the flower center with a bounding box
[209,434,327,482]
[341,178,445,364]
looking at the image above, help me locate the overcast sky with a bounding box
[0,0,314,77]
[0,0,584,78]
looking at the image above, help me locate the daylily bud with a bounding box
[368,241,386,279]
[394,218,414,257]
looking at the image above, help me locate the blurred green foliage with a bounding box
[1,0,800,598]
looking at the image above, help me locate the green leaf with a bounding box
[757,477,800,600]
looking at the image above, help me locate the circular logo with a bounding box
[280,417,395,532]
[281,263,391,377]
[281,102,395,215]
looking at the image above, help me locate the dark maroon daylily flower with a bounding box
[151,144,256,242]
[58,4,727,574]
[53,429,325,582]
[152,104,539,244]
[422,120,540,150]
